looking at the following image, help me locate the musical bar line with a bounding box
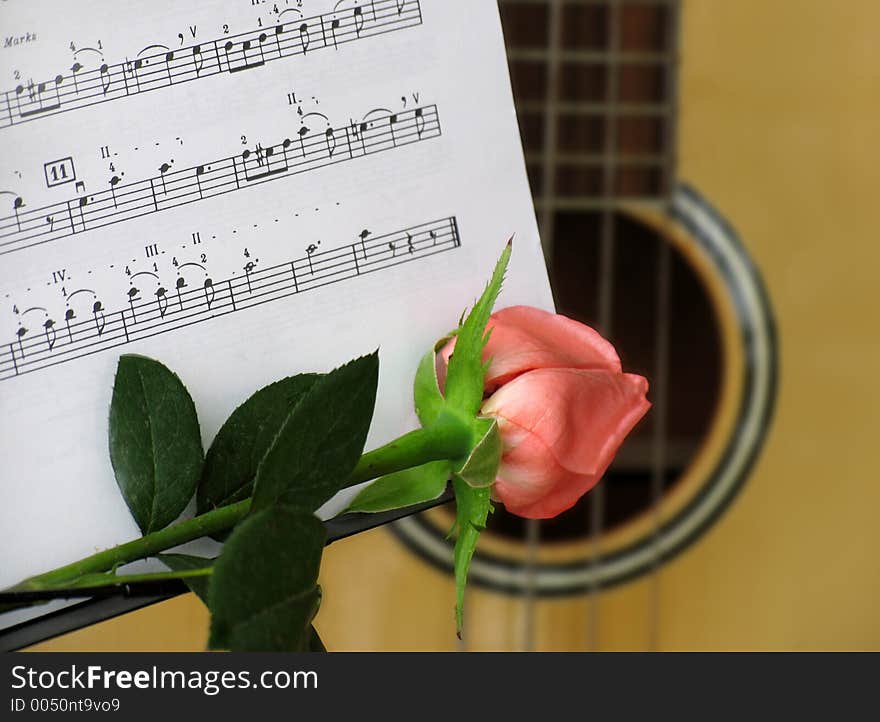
[0,0,422,130]
[0,104,441,257]
[0,216,461,383]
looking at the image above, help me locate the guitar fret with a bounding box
[506,49,673,64]
[525,151,669,166]
[533,197,667,211]
[518,101,672,116]
[501,0,677,5]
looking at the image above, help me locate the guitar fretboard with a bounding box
[499,0,678,213]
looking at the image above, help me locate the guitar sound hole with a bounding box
[485,212,722,543]
[478,2,719,545]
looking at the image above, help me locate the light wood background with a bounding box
[31,0,880,651]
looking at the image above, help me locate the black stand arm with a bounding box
[0,489,453,651]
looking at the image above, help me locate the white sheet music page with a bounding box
[0,0,552,593]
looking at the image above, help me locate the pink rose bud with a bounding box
[439,306,650,519]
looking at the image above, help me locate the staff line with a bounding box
[1,0,421,129]
[0,218,460,381]
[0,105,441,255]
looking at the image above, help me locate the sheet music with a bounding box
[0,0,553,594]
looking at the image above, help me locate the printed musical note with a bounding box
[306,242,319,274]
[415,107,426,138]
[16,327,27,358]
[193,45,206,76]
[109,175,121,208]
[99,64,112,95]
[299,23,311,53]
[158,161,173,194]
[297,125,310,158]
[92,301,106,336]
[194,164,206,198]
[328,17,342,49]
[43,319,56,351]
[12,197,24,232]
[325,128,337,158]
[1,1,423,129]
[1,217,461,382]
[125,58,143,93]
[69,195,89,234]
[13,83,24,113]
[351,121,368,156]
[274,24,286,56]
[281,137,293,164]
[64,309,75,341]
[175,277,187,310]
[70,62,83,93]
[243,261,257,293]
[17,76,64,119]
[127,287,140,322]
[222,38,266,74]
[203,278,215,310]
[164,52,175,84]
[155,287,169,318]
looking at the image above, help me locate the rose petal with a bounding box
[482,368,650,476]
[484,306,622,386]
[439,306,622,391]
[493,425,601,518]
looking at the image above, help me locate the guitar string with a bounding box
[518,0,566,654]
[648,0,681,653]
[501,0,678,650]
[585,0,622,653]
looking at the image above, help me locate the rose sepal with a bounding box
[451,478,493,637]
[453,417,502,489]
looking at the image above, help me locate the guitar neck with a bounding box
[499,0,680,214]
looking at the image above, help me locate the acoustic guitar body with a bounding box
[35,0,880,651]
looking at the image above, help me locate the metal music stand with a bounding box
[0,490,453,651]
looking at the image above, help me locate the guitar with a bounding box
[318,0,779,651]
[36,0,880,650]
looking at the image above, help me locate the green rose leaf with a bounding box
[451,477,493,636]
[197,374,321,516]
[251,353,378,514]
[208,506,325,652]
[443,242,511,417]
[160,553,324,650]
[455,417,502,488]
[108,354,204,534]
[158,553,214,604]
[345,460,451,514]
